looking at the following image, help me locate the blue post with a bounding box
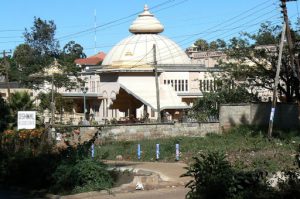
[137,144,141,160]
[156,144,160,160]
[176,144,180,161]
[91,143,95,159]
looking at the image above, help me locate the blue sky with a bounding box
[1,0,299,56]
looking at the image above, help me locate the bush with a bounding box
[182,152,276,199]
[52,158,113,194]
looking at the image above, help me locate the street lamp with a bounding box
[81,86,88,121]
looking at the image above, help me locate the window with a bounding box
[168,80,170,84]
[214,79,217,91]
[200,80,203,91]
[210,80,213,91]
[181,80,184,91]
[206,80,209,91]
[175,80,178,91]
[203,80,206,91]
[171,80,174,87]
[164,80,166,84]
[185,80,188,91]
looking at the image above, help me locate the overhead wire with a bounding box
[57,0,178,41]
[84,1,277,51]
[152,2,280,63]
[152,13,282,65]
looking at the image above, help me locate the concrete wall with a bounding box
[99,122,220,141]
[220,103,299,130]
[219,104,251,131]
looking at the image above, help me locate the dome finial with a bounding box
[129,5,164,34]
[144,4,149,11]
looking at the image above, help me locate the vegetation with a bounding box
[11,17,85,90]
[183,150,300,199]
[96,126,300,173]
[182,152,275,199]
[0,95,10,133]
[0,128,115,195]
[194,38,226,51]
[220,22,300,102]
[190,85,258,121]
[38,91,74,114]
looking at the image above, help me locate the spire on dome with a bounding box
[144,4,149,11]
[129,5,164,34]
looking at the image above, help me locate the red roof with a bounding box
[75,52,106,65]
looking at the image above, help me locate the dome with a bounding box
[129,5,164,34]
[102,5,191,68]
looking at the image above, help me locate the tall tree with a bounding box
[24,17,59,56]
[220,22,300,102]
[13,18,85,90]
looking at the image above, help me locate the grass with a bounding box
[95,126,300,173]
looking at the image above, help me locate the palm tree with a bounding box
[9,91,34,127]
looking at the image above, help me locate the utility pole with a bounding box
[268,22,287,139]
[0,50,12,103]
[280,0,300,79]
[153,44,161,122]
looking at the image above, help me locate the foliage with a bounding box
[13,17,85,89]
[24,17,59,56]
[0,128,114,194]
[220,22,300,102]
[9,91,34,127]
[194,39,209,51]
[97,126,300,172]
[194,38,227,51]
[38,91,74,113]
[52,158,113,194]
[0,96,10,133]
[1,128,45,155]
[190,86,258,121]
[181,152,275,199]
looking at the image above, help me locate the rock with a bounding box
[116,155,123,160]
[136,182,144,190]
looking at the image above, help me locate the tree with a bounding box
[220,22,300,102]
[24,17,59,56]
[13,18,85,90]
[38,92,74,113]
[0,96,10,133]
[9,91,34,127]
[209,41,218,51]
[194,39,209,51]
[216,39,227,50]
[190,85,258,122]
[194,39,227,51]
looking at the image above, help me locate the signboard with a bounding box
[18,111,36,130]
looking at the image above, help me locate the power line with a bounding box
[84,2,278,51]
[57,0,177,41]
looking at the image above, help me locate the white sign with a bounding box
[18,111,36,130]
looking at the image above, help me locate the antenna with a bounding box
[94,9,97,54]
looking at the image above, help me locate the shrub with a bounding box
[182,152,277,199]
[52,158,113,194]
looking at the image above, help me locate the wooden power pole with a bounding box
[280,0,300,79]
[268,22,286,139]
[153,44,161,122]
[1,50,12,102]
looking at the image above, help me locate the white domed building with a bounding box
[63,5,219,122]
